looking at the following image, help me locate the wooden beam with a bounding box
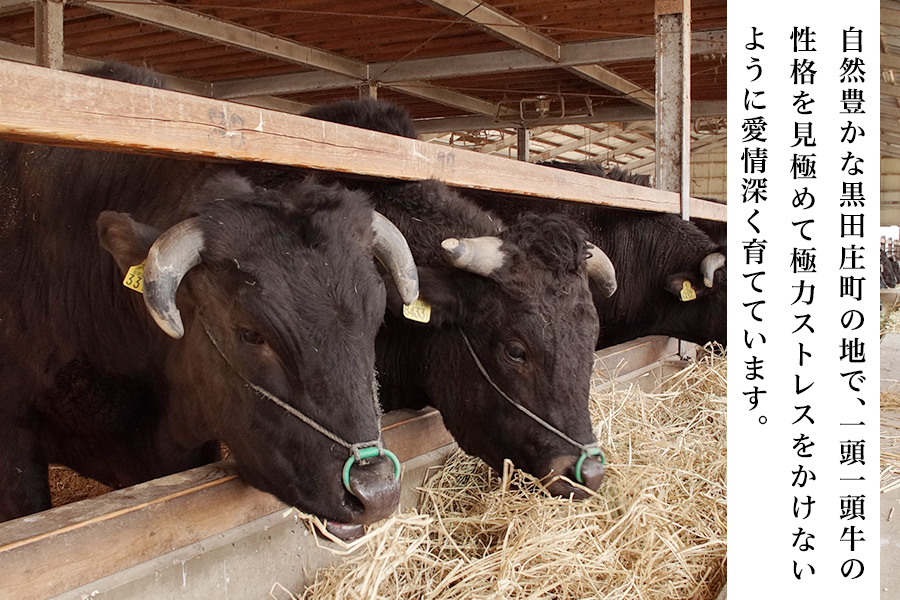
[413,100,726,133]
[84,0,368,80]
[212,29,726,100]
[385,81,512,117]
[625,133,724,172]
[655,0,691,219]
[0,38,214,96]
[416,0,656,109]
[882,82,900,99]
[477,126,555,153]
[34,0,63,70]
[232,95,311,115]
[0,0,32,17]
[418,0,561,59]
[0,60,724,220]
[598,138,656,162]
[531,127,618,162]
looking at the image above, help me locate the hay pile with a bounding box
[883,303,900,336]
[288,352,727,600]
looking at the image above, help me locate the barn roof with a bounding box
[0,0,726,175]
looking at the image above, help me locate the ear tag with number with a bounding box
[680,280,696,302]
[402,298,432,323]
[122,261,145,294]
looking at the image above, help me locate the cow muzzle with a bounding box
[344,453,402,525]
[544,453,605,499]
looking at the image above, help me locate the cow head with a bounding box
[97,174,418,531]
[655,250,727,347]
[383,214,608,498]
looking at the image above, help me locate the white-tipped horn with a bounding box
[441,236,507,277]
[700,252,726,288]
[585,242,617,298]
[142,218,205,338]
[372,211,419,305]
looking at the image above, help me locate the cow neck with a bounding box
[199,320,384,462]
[457,328,603,459]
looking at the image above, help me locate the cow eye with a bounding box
[505,342,527,363]
[239,329,265,345]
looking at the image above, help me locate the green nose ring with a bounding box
[342,446,402,493]
[574,446,605,485]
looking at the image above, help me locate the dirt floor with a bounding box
[48,443,231,508]
[48,465,112,507]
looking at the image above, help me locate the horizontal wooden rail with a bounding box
[0,407,454,600]
[0,60,725,221]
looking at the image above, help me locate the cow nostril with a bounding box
[544,453,605,499]
[345,455,401,524]
[576,457,605,492]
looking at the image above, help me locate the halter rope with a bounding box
[458,329,605,484]
[201,323,400,491]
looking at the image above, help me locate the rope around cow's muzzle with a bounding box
[458,329,605,486]
[201,324,400,493]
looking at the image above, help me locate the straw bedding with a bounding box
[285,351,727,600]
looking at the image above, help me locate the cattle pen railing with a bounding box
[0,60,725,222]
[0,58,725,600]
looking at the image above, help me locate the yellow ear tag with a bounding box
[680,280,696,302]
[402,298,432,323]
[122,261,145,294]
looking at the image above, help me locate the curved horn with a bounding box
[700,252,726,288]
[585,242,617,298]
[143,218,205,339]
[372,211,419,305]
[441,236,507,277]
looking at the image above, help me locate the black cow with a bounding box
[494,160,728,348]
[0,67,421,535]
[301,99,614,498]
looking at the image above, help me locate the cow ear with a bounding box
[383,267,462,327]
[97,211,162,275]
[663,272,710,302]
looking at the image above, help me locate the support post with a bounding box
[35,0,64,70]
[655,0,691,220]
[359,81,378,100]
[517,127,530,162]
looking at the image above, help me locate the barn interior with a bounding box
[0,1,727,599]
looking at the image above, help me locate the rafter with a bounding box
[531,127,619,162]
[416,0,655,109]
[212,29,725,100]
[413,100,726,134]
[624,133,726,172]
[84,0,368,80]
[478,126,557,153]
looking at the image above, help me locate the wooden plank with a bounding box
[0,407,453,600]
[0,462,283,600]
[0,60,725,218]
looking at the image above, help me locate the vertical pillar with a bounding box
[517,127,530,162]
[35,0,64,70]
[359,81,378,100]
[655,0,691,219]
